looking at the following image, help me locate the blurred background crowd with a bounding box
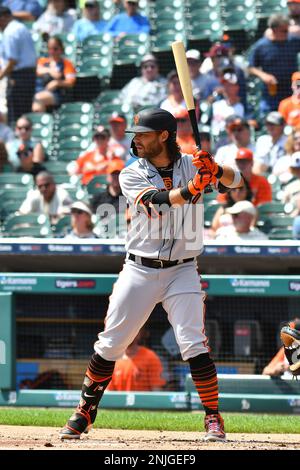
[0,0,299,240]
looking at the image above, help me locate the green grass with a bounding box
[0,408,298,433]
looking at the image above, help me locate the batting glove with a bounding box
[192,149,223,179]
[187,169,216,195]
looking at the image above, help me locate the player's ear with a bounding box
[161,130,169,142]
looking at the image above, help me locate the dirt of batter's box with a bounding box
[0,426,299,450]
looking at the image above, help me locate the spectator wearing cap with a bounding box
[282,152,300,213]
[248,13,300,116]
[186,49,214,101]
[2,0,42,22]
[105,0,150,38]
[215,117,255,167]
[72,0,107,42]
[265,0,300,39]
[68,126,124,185]
[254,111,287,175]
[64,201,98,239]
[278,72,300,127]
[0,6,37,125]
[118,54,167,112]
[19,171,73,223]
[33,0,76,38]
[108,113,131,161]
[91,159,125,214]
[32,36,76,113]
[215,200,268,241]
[202,43,247,111]
[210,69,245,138]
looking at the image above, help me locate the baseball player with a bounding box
[60,108,243,442]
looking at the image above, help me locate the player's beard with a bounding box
[137,141,164,160]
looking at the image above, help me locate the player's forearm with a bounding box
[219,165,243,188]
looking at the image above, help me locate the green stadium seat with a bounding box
[0,173,34,189]
[52,215,71,237]
[204,203,221,228]
[2,213,51,237]
[257,202,286,216]
[44,161,68,174]
[256,0,288,19]
[268,228,294,240]
[114,34,151,67]
[3,225,51,238]
[86,175,108,194]
[59,102,94,116]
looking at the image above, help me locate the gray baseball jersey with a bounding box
[119,154,205,260]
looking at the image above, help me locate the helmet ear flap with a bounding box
[130,139,139,158]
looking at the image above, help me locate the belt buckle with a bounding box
[154,259,164,268]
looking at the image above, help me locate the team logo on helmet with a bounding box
[134,114,140,125]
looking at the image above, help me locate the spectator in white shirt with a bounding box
[215,200,269,241]
[19,171,73,223]
[33,0,76,38]
[215,117,255,168]
[254,111,287,175]
[211,69,244,138]
[118,54,167,113]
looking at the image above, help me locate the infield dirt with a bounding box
[0,425,299,450]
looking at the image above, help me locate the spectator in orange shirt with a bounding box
[175,109,196,154]
[217,147,272,206]
[278,72,300,127]
[68,126,123,185]
[108,330,166,392]
[32,36,76,113]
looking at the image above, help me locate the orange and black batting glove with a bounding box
[192,149,223,179]
[187,169,216,196]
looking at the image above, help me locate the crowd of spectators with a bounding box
[0,1,300,239]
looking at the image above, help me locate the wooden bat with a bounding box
[171,41,201,149]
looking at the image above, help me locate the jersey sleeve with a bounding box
[119,168,157,209]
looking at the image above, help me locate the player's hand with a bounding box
[187,169,216,195]
[192,149,222,177]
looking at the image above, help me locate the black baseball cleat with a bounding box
[59,410,92,440]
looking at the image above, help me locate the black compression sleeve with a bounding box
[141,190,171,207]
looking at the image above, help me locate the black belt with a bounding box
[128,253,194,269]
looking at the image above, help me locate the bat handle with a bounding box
[195,145,213,194]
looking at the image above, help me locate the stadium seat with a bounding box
[257,202,286,216]
[59,102,94,116]
[86,175,108,195]
[204,203,221,228]
[44,161,68,174]
[114,34,151,67]
[52,215,71,237]
[256,0,288,19]
[0,173,34,189]
[234,320,262,357]
[2,213,51,238]
[268,228,294,240]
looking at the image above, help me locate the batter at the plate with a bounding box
[60,108,244,442]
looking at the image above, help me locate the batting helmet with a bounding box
[126,108,177,134]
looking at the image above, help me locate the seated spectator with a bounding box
[0,140,13,173]
[72,0,107,42]
[7,115,46,175]
[0,111,14,144]
[273,126,300,183]
[118,53,167,112]
[32,36,76,113]
[19,171,73,223]
[282,152,300,211]
[64,200,98,239]
[254,112,287,175]
[202,43,247,111]
[262,318,300,377]
[174,109,196,154]
[108,329,166,391]
[217,148,272,207]
[215,200,269,240]
[211,179,253,235]
[160,70,191,117]
[215,117,255,167]
[91,159,125,214]
[105,0,150,39]
[68,126,123,185]
[186,49,215,101]
[108,112,131,161]
[278,72,300,128]
[1,0,42,22]
[33,0,76,38]
[210,69,245,138]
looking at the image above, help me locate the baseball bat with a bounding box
[171,41,201,149]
